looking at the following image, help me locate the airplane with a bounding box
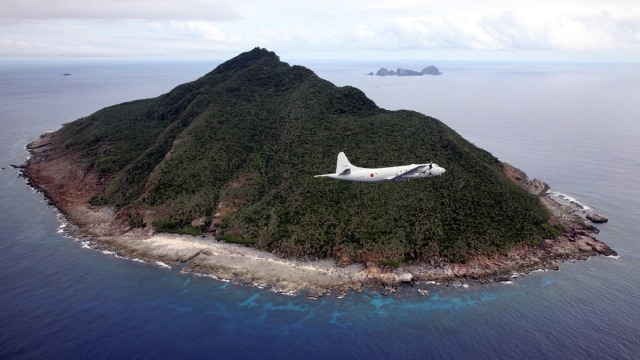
[315,152,445,182]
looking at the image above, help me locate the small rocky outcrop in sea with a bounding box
[396,68,422,76]
[371,66,442,76]
[421,66,442,75]
[587,213,609,223]
[375,67,395,76]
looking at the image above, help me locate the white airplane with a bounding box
[315,152,445,182]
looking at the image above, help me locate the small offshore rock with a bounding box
[396,68,422,76]
[376,67,395,76]
[587,213,608,224]
[421,66,442,75]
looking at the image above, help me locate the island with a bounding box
[22,48,615,297]
[368,66,442,76]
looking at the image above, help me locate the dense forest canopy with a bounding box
[57,47,550,264]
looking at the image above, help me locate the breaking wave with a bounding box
[548,190,591,213]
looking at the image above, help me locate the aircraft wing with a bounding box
[385,165,423,180]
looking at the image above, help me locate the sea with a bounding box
[1,58,639,359]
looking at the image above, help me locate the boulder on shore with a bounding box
[587,213,608,224]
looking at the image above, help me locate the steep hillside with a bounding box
[52,47,550,264]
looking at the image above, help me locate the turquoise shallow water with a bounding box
[1,60,638,359]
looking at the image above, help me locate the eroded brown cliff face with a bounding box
[503,162,550,196]
[24,132,123,236]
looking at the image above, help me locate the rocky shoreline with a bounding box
[21,131,617,298]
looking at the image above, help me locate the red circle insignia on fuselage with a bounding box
[370,173,374,177]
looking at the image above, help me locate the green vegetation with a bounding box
[152,219,204,236]
[378,258,404,268]
[128,216,145,228]
[55,47,550,264]
[539,222,564,239]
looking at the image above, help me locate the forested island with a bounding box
[23,48,615,297]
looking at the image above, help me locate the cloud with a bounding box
[476,9,640,52]
[348,3,640,54]
[0,0,239,22]
[0,0,638,60]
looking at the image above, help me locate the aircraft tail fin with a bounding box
[336,152,354,173]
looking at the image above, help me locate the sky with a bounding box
[1,0,639,62]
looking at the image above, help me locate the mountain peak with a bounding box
[213,47,281,73]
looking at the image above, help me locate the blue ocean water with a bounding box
[1,59,639,359]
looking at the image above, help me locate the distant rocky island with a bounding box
[22,48,615,298]
[368,66,442,76]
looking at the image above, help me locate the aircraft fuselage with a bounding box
[315,152,445,183]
